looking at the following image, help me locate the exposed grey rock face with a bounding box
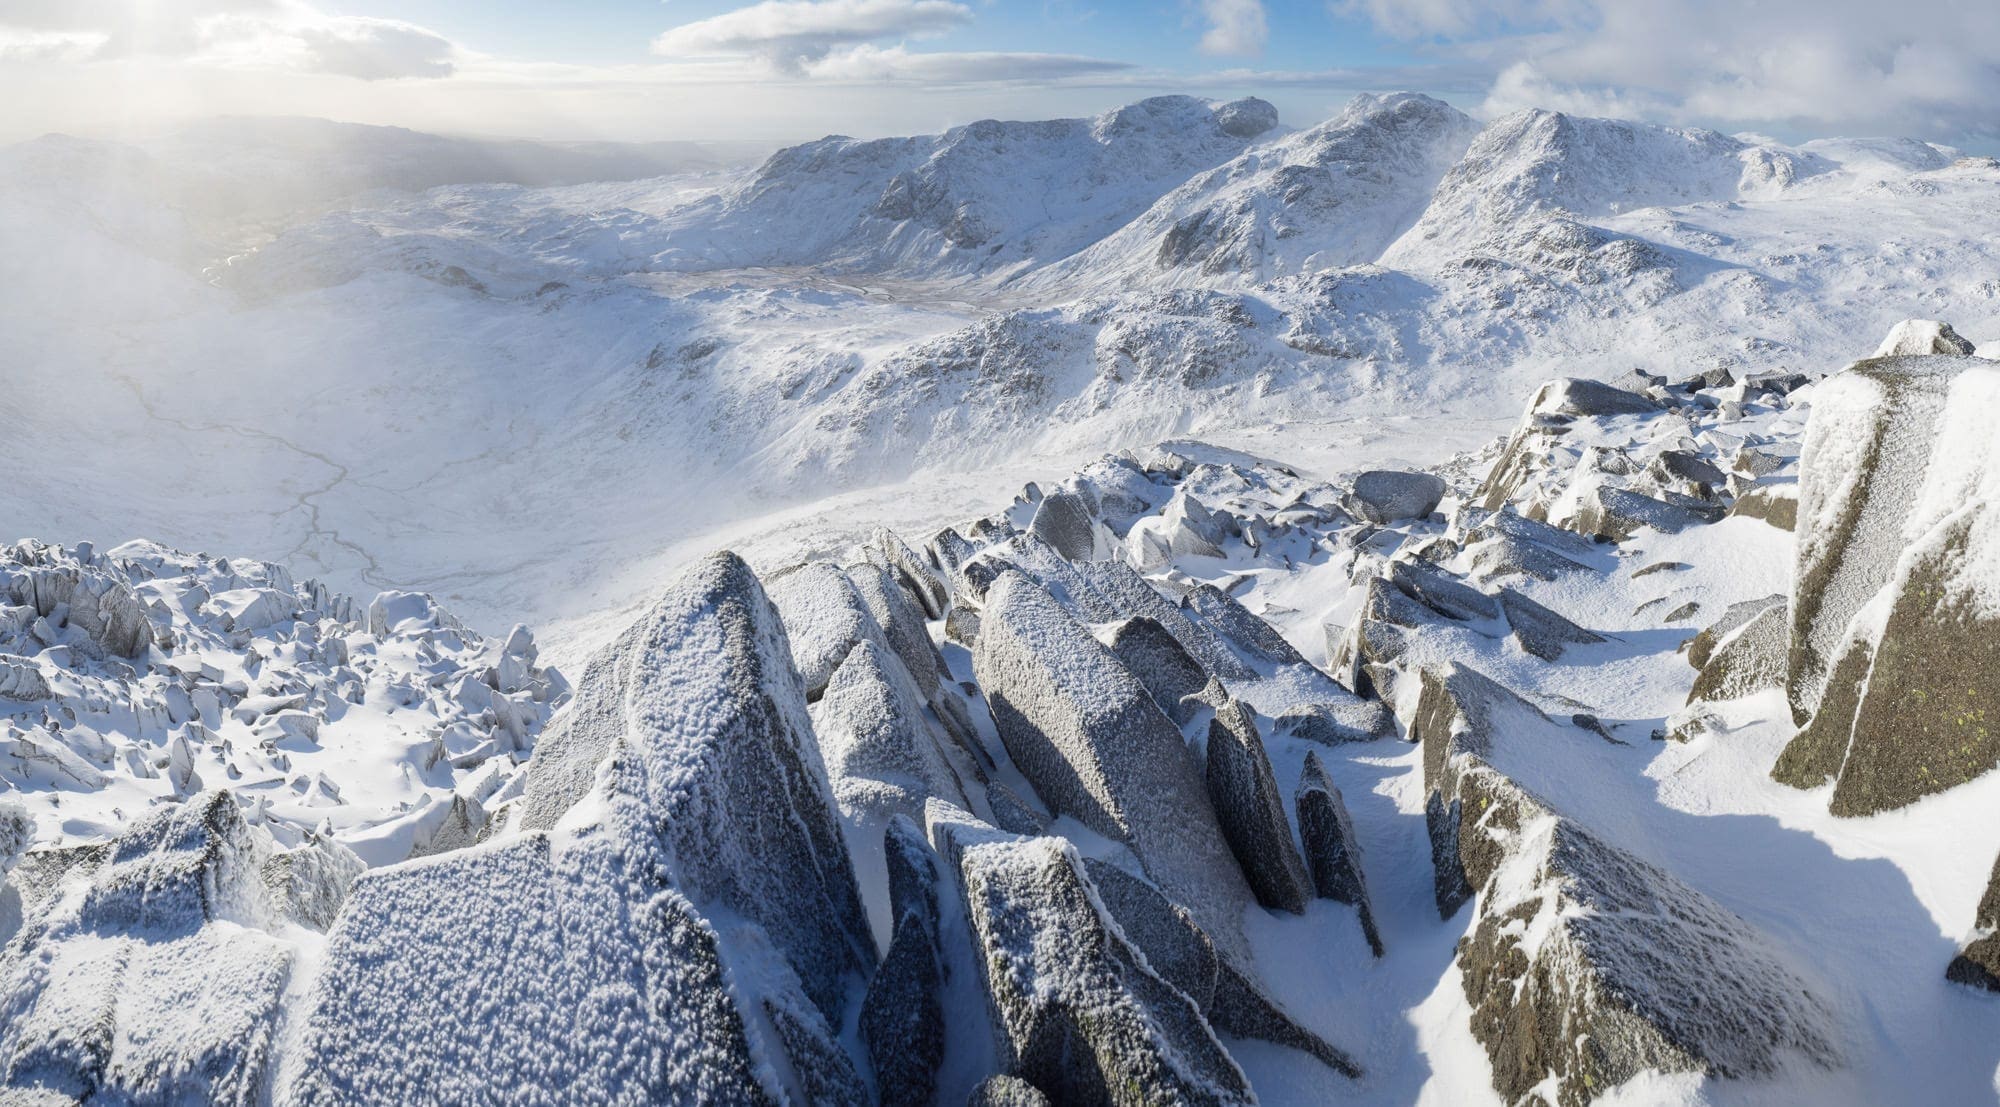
[1727,480,1799,530]
[863,817,949,1107]
[928,804,1256,1107]
[1349,469,1447,524]
[1498,587,1605,660]
[971,571,1255,947]
[1948,849,2000,991]
[966,1074,1052,1106]
[1461,508,1598,582]
[1570,484,1724,541]
[1296,752,1382,956]
[1077,856,1360,1079]
[1108,615,1213,725]
[1027,490,1106,562]
[295,553,881,1104]
[1205,699,1312,913]
[1685,597,1787,707]
[1774,355,2000,815]
[871,526,950,619]
[0,792,300,1105]
[494,553,871,1071]
[1412,663,1837,1105]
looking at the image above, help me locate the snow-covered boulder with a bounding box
[331,552,876,1103]
[0,792,306,1105]
[1773,352,2000,814]
[1412,663,1838,1103]
[967,1075,1051,1106]
[1874,319,1977,357]
[1297,751,1382,956]
[972,570,1255,946]
[1348,469,1447,524]
[1,542,154,657]
[926,804,1257,1105]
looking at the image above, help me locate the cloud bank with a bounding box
[653,0,972,73]
[0,0,457,79]
[1337,0,2000,140]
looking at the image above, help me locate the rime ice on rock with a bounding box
[971,570,1256,949]
[0,792,329,1105]
[1296,752,1383,956]
[1773,351,2000,814]
[1348,469,1447,524]
[860,816,948,1107]
[1205,698,1312,913]
[330,552,875,1103]
[926,803,1258,1106]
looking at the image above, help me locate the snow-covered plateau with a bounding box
[3,95,2000,1105]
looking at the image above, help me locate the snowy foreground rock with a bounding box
[10,319,2000,1101]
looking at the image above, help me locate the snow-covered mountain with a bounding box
[7,85,2000,1104]
[644,94,1281,279]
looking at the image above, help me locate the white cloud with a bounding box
[295,18,454,81]
[1335,0,2000,141]
[654,0,972,73]
[1195,0,1267,58]
[0,0,456,79]
[803,43,1132,83]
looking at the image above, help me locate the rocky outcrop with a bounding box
[1,542,154,658]
[1773,354,2000,814]
[1478,378,1658,510]
[1076,854,1360,1079]
[972,570,1255,946]
[1296,752,1382,956]
[323,553,873,1103]
[1414,663,1838,1104]
[1348,469,1447,524]
[1205,698,1312,913]
[862,817,949,1107]
[1109,615,1213,725]
[928,804,1257,1107]
[0,793,304,1105]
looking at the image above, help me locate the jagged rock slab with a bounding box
[1774,356,2000,814]
[510,552,873,1044]
[1686,597,1787,706]
[1077,855,1360,1079]
[1205,699,1312,913]
[861,817,948,1107]
[1296,752,1383,957]
[1109,615,1214,726]
[967,1075,1052,1106]
[971,571,1255,947]
[0,793,303,1105]
[1413,663,1837,1104]
[927,804,1256,1107]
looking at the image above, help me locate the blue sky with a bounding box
[0,0,1994,147]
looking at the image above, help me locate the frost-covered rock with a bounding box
[1412,663,1838,1103]
[518,552,872,1010]
[1296,752,1382,956]
[1027,489,1111,562]
[1874,318,1977,357]
[1205,698,1312,913]
[1,542,154,658]
[1108,615,1213,726]
[0,792,304,1105]
[1077,854,1360,1079]
[1774,354,2000,814]
[967,1075,1051,1106]
[1348,469,1447,524]
[1684,596,1787,707]
[927,804,1257,1106]
[298,552,875,1104]
[861,817,948,1107]
[972,570,1255,946]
